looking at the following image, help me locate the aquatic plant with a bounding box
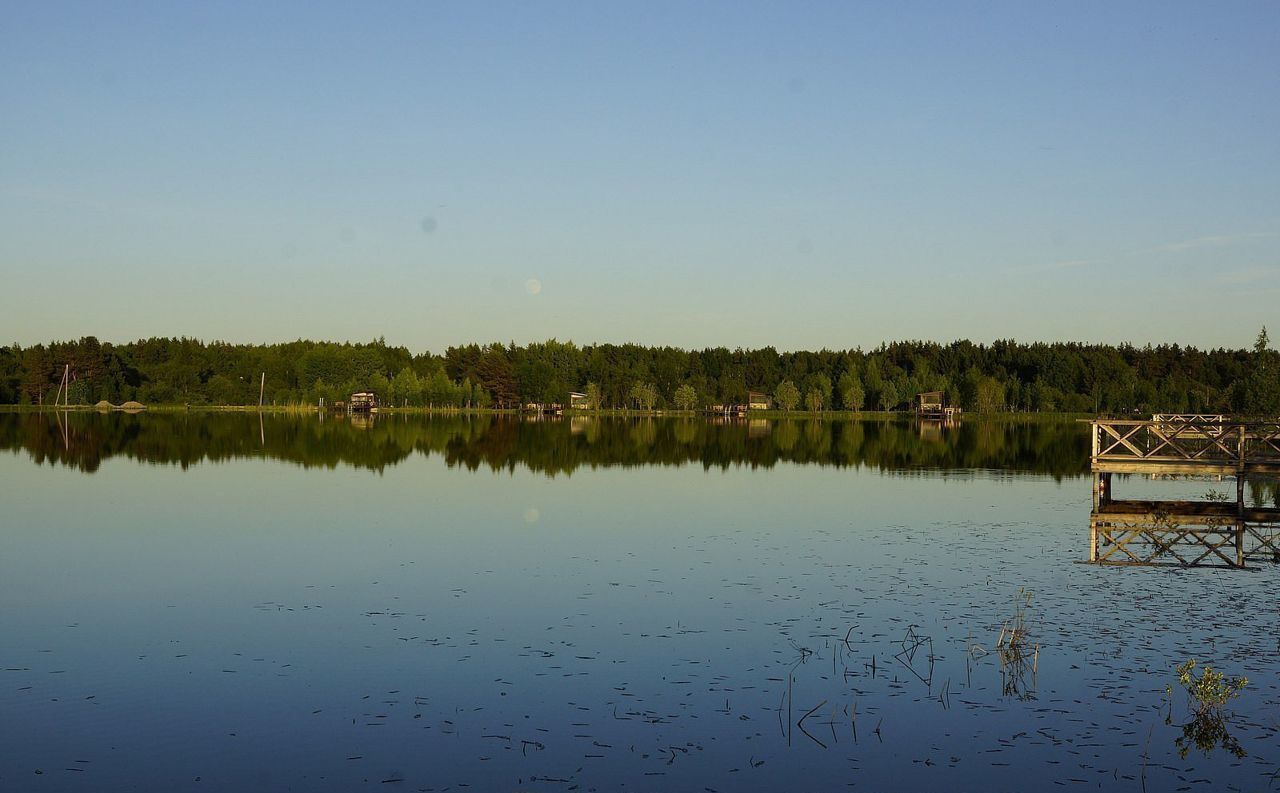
[1166,659,1248,759]
[995,588,1039,699]
[1171,659,1247,714]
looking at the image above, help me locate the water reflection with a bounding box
[4,411,1280,792]
[0,411,1089,477]
[1177,711,1246,760]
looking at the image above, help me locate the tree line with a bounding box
[1,329,1278,416]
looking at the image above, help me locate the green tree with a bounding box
[1238,327,1280,416]
[391,367,423,407]
[673,383,698,411]
[476,346,518,407]
[368,372,392,403]
[774,379,800,412]
[975,376,1006,413]
[878,379,900,411]
[629,381,658,410]
[803,373,831,412]
[423,367,455,407]
[585,381,603,410]
[838,371,864,412]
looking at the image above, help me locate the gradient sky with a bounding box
[2,1,1277,352]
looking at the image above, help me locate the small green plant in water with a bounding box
[1166,659,1248,759]
[1172,659,1247,711]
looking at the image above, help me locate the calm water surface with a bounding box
[2,412,1278,792]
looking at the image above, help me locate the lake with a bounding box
[2,411,1278,792]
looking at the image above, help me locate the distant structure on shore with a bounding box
[916,391,961,419]
[348,392,378,413]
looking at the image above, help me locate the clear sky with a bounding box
[2,1,1277,352]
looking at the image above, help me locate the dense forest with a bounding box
[2,330,1278,415]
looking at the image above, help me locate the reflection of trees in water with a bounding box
[804,419,830,458]
[1249,479,1280,509]
[0,412,1099,478]
[1176,711,1245,759]
[629,418,657,450]
[774,420,799,452]
[672,419,698,446]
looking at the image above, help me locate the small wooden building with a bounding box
[569,391,590,409]
[747,391,771,411]
[916,391,960,419]
[349,391,378,412]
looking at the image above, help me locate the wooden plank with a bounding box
[1096,505,1280,524]
[1090,459,1241,475]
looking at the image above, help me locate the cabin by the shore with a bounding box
[915,390,960,419]
[349,391,378,412]
[568,391,590,410]
[747,391,771,411]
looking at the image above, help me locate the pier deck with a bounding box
[1086,418,1280,568]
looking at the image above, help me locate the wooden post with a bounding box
[1089,519,1098,562]
[1236,518,1245,568]
[1237,472,1246,567]
[259,372,266,409]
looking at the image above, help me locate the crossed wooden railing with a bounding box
[1151,413,1226,425]
[1090,419,1280,470]
[1087,416,1280,568]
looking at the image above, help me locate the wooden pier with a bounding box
[1087,418,1280,568]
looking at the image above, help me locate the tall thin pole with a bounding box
[259,372,266,409]
[53,364,68,407]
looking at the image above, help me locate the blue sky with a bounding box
[2,1,1277,351]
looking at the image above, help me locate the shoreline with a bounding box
[0,404,1094,421]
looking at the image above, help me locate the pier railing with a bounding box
[1086,417,1280,568]
[1089,419,1280,474]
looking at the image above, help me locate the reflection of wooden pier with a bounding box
[916,416,959,441]
[1088,418,1280,567]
